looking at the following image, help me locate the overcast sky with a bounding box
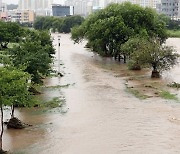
[3,0,61,4]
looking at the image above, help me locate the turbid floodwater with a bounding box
[3,34,180,154]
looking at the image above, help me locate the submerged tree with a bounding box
[121,36,148,70]
[61,15,85,33]
[71,2,167,58]
[123,38,179,77]
[0,67,31,153]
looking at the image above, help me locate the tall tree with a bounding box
[0,67,31,153]
[9,41,53,84]
[33,16,84,33]
[71,2,167,58]
[6,29,55,84]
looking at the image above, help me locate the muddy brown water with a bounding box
[3,34,180,154]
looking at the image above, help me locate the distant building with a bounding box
[0,12,8,21]
[65,0,161,16]
[8,10,35,23]
[157,0,180,20]
[65,0,88,16]
[0,0,2,11]
[18,0,53,16]
[21,10,35,23]
[52,4,74,16]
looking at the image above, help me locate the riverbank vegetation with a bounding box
[167,30,180,38]
[34,15,84,33]
[0,21,57,152]
[71,2,179,78]
[0,67,32,153]
[161,15,180,38]
[71,2,180,101]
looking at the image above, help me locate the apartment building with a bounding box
[8,10,35,23]
[65,0,161,16]
[18,0,53,16]
[157,0,180,19]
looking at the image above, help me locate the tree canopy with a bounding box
[34,15,84,33]
[8,30,55,84]
[121,37,179,77]
[71,2,168,57]
[0,21,55,84]
[0,67,31,152]
[0,21,23,49]
[0,67,31,107]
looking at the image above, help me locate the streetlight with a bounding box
[57,35,61,74]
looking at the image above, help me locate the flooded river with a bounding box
[3,34,180,154]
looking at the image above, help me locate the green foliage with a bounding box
[167,82,180,89]
[8,40,53,84]
[0,21,55,84]
[71,25,87,43]
[0,21,23,49]
[61,16,85,33]
[18,22,33,28]
[42,97,64,108]
[34,16,55,30]
[45,84,71,89]
[167,30,180,38]
[167,20,180,30]
[126,87,148,99]
[122,37,179,76]
[71,2,167,57]
[159,90,178,100]
[34,15,84,33]
[0,67,31,107]
[0,29,55,84]
[159,14,180,30]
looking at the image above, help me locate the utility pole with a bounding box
[58,35,61,74]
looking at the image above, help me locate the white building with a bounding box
[65,0,161,16]
[18,0,53,16]
[157,0,180,20]
[101,0,160,9]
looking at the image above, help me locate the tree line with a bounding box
[71,2,179,78]
[34,15,84,33]
[0,21,55,153]
[158,14,180,30]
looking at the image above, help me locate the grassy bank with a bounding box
[167,30,180,38]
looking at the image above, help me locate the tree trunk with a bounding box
[151,65,160,78]
[114,54,117,60]
[123,55,126,63]
[151,70,160,78]
[0,106,3,152]
[118,54,121,62]
[11,105,15,119]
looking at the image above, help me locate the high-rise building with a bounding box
[18,0,53,16]
[65,0,161,16]
[8,9,35,23]
[52,4,74,16]
[18,0,31,10]
[18,0,52,10]
[157,0,180,20]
